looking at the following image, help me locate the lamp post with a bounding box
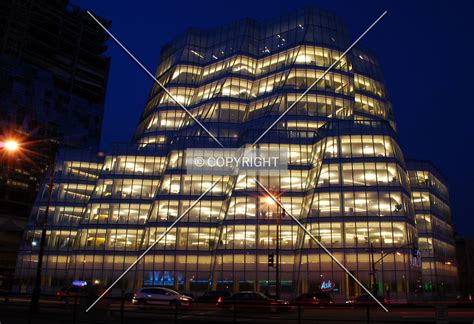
[264,194,281,299]
[370,242,417,296]
[0,139,21,294]
[30,152,56,313]
[275,199,281,299]
[369,243,377,294]
[2,137,58,313]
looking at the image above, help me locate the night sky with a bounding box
[74,0,474,237]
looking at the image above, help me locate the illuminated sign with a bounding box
[143,271,181,286]
[72,280,87,287]
[320,279,334,292]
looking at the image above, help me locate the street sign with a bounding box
[320,279,334,292]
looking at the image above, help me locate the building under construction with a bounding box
[0,0,110,290]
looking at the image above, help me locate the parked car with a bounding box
[291,291,333,306]
[196,291,232,303]
[456,293,474,302]
[132,287,193,306]
[217,291,289,312]
[178,291,195,299]
[122,291,134,302]
[56,286,84,301]
[346,294,388,306]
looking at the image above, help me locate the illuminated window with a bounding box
[222,225,256,249]
[344,222,406,247]
[309,192,341,217]
[341,162,400,186]
[354,74,385,98]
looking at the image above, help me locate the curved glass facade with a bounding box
[407,160,458,297]
[15,7,456,301]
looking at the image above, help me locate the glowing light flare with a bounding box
[264,196,277,205]
[2,139,20,152]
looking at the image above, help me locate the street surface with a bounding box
[0,296,473,323]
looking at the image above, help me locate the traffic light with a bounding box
[268,253,275,267]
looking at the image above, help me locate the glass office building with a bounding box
[407,160,458,297]
[15,7,457,301]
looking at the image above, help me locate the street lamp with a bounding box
[369,243,377,294]
[263,194,281,299]
[264,195,276,205]
[2,139,20,152]
[370,242,418,295]
[1,136,58,313]
[30,145,57,313]
[1,137,21,178]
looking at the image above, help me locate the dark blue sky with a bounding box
[74,0,474,237]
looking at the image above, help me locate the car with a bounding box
[56,286,84,302]
[217,291,289,312]
[346,294,388,306]
[178,291,195,299]
[122,292,134,302]
[132,287,193,306]
[195,291,232,303]
[456,293,474,302]
[291,291,333,306]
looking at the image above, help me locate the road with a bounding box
[1,296,473,323]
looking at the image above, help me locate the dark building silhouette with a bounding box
[455,235,474,299]
[0,0,110,289]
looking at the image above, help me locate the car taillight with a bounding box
[217,297,222,303]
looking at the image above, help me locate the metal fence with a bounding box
[1,292,473,324]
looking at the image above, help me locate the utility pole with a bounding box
[275,201,281,299]
[370,243,377,294]
[369,242,417,297]
[30,150,56,313]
